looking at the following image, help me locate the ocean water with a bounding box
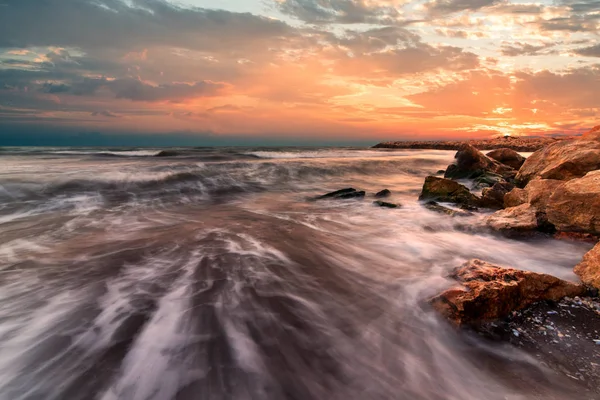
[0,146,593,400]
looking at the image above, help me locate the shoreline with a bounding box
[373,136,578,152]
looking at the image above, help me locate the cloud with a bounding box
[275,0,404,24]
[574,44,600,57]
[424,0,500,15]
[91,110,120,118]
[0,0,293,51]
[500,42,555,57]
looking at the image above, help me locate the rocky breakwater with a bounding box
[373,136,573,152]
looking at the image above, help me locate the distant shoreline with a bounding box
[372,136,578,152]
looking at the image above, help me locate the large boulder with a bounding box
[486,148,526,170]
[445,144,516,180]
[515,139,600,186]
[546,170,600,235]
[429,259,585,326]
[479,181,515,209]
[486,203,539,232]
[523,179,563,214]
[419,176,480,207]
[574,242,600,290]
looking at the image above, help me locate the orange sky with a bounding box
[0,0,599,142]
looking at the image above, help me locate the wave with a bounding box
[50,150,162,157]
[245,149,453,160]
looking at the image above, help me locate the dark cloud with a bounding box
[424,0,501,15]
[486,2,544,14]
[574,44,600,57]
[538,14,600,33]
[275,0,402,24]
[560,0,600,12]
[91,110,120,118]
[0,0,293,50]
[500,42,555,57]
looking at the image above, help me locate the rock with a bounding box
[419,176,480,207]
[515,139,600,186]
[373,200,400,208]
[423,201,472,217]
[316,188,365,200]
[429,259,585,326]
[504,188,528,208]
[523,179,563,214]
[444,144,516,180]
[582,125,600,141]
[374,189,391,198]
[473,172,505,189]
[486,203,539,232]
[546,170,600,235]
[155,150,179,157]
[436,170,446,175]
[574,242,600,290]
[486,148,526,170]
[479,181,515,209]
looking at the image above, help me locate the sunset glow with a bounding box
[1,0,599,144]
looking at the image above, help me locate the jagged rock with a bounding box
[546,170,600,235]
[582,125,600,141]
[515,139,600,186]
[316,188,365,200]
[486,148,526,170]
[574,242,600,290]
[504,188,528,208]
[374,189,391,198]
[486,203,539,232]
[444,144,516,180]
[373,200,400,208]
[419,176,480,207]
[423,201,472,217]
[429,259,585,326]
[479,181,515,209]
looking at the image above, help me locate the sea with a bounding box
[0,146,593,400]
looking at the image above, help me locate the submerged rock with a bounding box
[444,144,516,180]
[546,170,600,235]
[486,148,526,170]
[155,150,180,157]
[373,200,400,208]
[574,242,600,290]
[423,201,472,217]
[316,188,365,200]
[374,189,391,198]
[429,259,585,326]
[419,176,480,207]
[515,138,600,186]
[473,172,505,189]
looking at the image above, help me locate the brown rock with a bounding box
[515,139,600,186]
[582,125,600,141]
[574,242,600,290]
[504,188,527,208]
[547,170,600,235]
[486,148,526,170]
[486,203,539,232]
[480,181,515,209]
[524,179,563,214]
[423,201,472,217]
[419,176,480,207]
[429,259,585,326]
[445,144,516,180]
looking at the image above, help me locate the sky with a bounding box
[0,0,599,145]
